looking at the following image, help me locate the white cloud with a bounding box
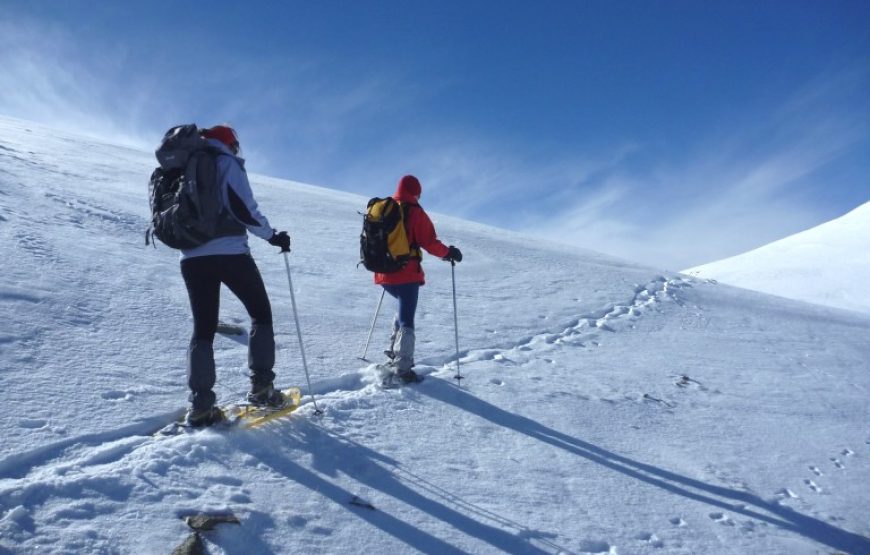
[0,16,416,178]
[310,82,866,272]
[0,19,155,148]
[521,70,870,270]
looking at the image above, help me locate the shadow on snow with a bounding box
[234,376,869,554]
[235,418,564,554]
[416,378,870,554]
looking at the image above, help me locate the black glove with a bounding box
[444,245,463,263]
[268,230,291,252]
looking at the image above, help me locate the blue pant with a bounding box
[382,283,420,330]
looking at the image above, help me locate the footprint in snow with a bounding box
[708,512,735,526]
[830,457,845,469]
[804,479,822,493]
[577,539,614,554]
[634,532,664,548]
[669,517,687,527]
[740,520,758,533]
[809,465,823,476]
[674,375,707,390]
[101,390,132,401]
[775,488,798,499]
[18,418,47,429]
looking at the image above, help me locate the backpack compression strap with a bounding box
[400,202,422,260]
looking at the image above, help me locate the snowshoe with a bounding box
[246,384,286,408]
[379,367,423,388]
[185,406,226,428]
[397,369,420,384]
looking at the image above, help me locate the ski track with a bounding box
[0,274,692,553]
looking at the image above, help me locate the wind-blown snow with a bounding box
[1,115,868,554]
[685,201,870,314]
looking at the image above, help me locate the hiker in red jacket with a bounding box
[375,175,462,383]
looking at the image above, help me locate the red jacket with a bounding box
[374,177,450,286]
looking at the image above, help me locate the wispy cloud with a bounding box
[0,16,407,170]
[326,70,868,270]
[516,69,870,270]
[289,70,868,272]
[0,19,156,148]
[322,130,641,220]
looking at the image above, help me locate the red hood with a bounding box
[394,175,422,203]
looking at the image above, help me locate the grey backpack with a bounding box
[147,124,225,249]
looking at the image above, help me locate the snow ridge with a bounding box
[686,201,870,314]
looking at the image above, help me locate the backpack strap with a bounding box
[400,202,422,260]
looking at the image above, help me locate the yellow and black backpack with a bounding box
[359,197,420,273]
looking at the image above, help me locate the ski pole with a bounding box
[450,261,463,385]
[358,288,385,361]
[282,249,322,416]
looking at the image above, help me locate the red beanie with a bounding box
[395,175,422,202]
[202,125,239,148]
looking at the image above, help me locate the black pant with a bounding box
[181,254,275,409]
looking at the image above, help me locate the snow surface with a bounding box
[1,114,869,554]
[685,202,870,315]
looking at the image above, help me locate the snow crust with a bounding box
[1,115,869,554]
[685,202,870,314]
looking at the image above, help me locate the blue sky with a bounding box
[1,1,868,269]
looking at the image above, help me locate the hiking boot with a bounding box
[185,406,225,428]
[247,384,285,407]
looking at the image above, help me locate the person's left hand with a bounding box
[444,245,463,263]
[268,230,291,252]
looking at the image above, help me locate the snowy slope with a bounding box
[685,202,870,314]
[1,115,869,555]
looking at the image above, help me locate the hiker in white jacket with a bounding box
[180,125,292,427]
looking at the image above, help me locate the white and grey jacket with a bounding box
[180,138,274,260]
